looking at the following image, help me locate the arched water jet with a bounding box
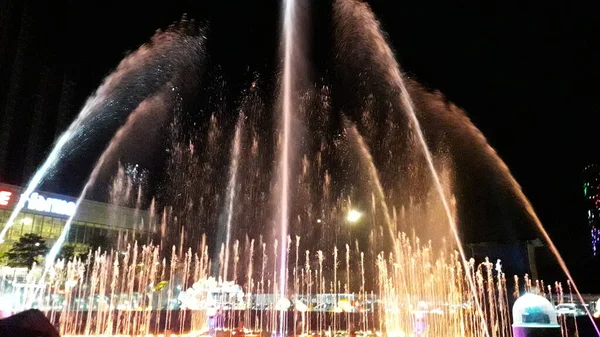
[342,118,393,241]
[333,0,598,334]
[0,22,205,244]
[409,85,600,334]
[332,0,489,334]
[45,88,175,268]
[0,3,592,336]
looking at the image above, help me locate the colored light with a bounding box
[0,190,11,206]
[347,209,362,223]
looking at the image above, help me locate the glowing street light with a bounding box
[346,209,362,223]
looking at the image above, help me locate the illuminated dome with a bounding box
[512,293,559,327]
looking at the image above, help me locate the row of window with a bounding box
[0,210,154,253]
[0,211,66,241]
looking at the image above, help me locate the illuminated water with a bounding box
[0,1,594,337]
[45,90,174,269]
[0,234,586,337]
[279,0,296,335]
[332,0,487,333]
[344,119,393,239]
[0,22,205,245]
[221,115,244,281]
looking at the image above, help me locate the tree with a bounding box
[59,243,89,261]
[4,233,49,268]
[58,244,76,261]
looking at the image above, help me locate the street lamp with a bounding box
[346,209,362,223]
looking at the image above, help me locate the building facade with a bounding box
[0,182,152,254]
[583,164,600,256]
[467,239,543,280]
[0,0,80,186]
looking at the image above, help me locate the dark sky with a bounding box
[369,1,600,283]
[372,2,599,260]
[2,1,600,286]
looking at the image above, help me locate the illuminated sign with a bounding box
[25,192,76,217]
[0,191,11,206]
[0,188,76,217]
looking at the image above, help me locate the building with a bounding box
[466,239,544,280]
[0,0,80,185]
[583,164,600,255]
[0,182,152,254]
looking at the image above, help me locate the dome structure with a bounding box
[512,293,559,327]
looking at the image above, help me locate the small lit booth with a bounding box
[513,293,560,337]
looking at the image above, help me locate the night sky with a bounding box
[1,1,600,287]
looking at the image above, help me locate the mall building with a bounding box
[0,182,152,254]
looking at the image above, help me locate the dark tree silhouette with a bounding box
[58,244,76,261]
[4,233,49,269]
[58,243,90,261]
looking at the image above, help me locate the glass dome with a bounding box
[512,293,559,327]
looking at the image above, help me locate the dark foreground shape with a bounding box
[0,309,60,337]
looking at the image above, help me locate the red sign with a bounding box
[0,190,11,206]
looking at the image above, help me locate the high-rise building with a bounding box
[583,164,600,255]
[0,1,78,185]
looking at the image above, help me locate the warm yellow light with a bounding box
[346,209,362,223]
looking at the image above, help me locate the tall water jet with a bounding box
[279,0,296,333]
[221,114,244,281]
[332,0,489,334]
[0,22,205,245]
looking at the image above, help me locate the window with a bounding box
[33,215,44,234]
[20,214,33,235]
[8,215,25,239]
[0,210,8,227]
[73,223,86,243]
[52,218,64,237]
[67,223,78,243]
[41,216,54,236]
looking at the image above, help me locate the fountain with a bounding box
[0,1,596,337]
[278,0,296,335]
[218,115,244,282]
